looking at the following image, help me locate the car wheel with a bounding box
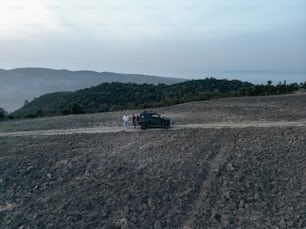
[141,124,148,129]
[163,123,170,129]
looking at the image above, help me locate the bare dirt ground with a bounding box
[0,120,306,137]
[0,94,306,228]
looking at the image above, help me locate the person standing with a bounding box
[122,114,129,130]
[132,113,137,129]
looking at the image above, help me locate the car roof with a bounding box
[140,111,159,116]
[141,111,158,114]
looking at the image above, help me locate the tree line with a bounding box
[7,78,306,119]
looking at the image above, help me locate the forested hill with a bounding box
[10,78,301,119]
[0,68,185,112]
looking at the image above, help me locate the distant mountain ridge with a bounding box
[0,68,186,112]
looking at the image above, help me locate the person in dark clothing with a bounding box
[132,113,137,129]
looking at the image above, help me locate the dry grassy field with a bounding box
[0,94,306,228]
[1,93,306,133]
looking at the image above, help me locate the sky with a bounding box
[0,0,305,83]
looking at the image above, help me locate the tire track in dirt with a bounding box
[0,120,305,137]
[180,132,239,228]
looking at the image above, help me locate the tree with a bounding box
[24,99,30,106]
[0,107,8,120]
[71,103,85,114]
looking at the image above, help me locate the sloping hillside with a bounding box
[10,78,254,118]
[0,94,306,228]
[0,68,185,112]
[10,77,302,119]
[1,93,306,133]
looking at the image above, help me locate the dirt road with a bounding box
[1,120,306,137]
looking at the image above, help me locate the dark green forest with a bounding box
[9,78,305,119]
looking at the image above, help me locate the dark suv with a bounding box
[138,111,171,129]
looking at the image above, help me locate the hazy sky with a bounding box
[0,0,305,82]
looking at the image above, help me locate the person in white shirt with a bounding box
[122,114,129,130]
